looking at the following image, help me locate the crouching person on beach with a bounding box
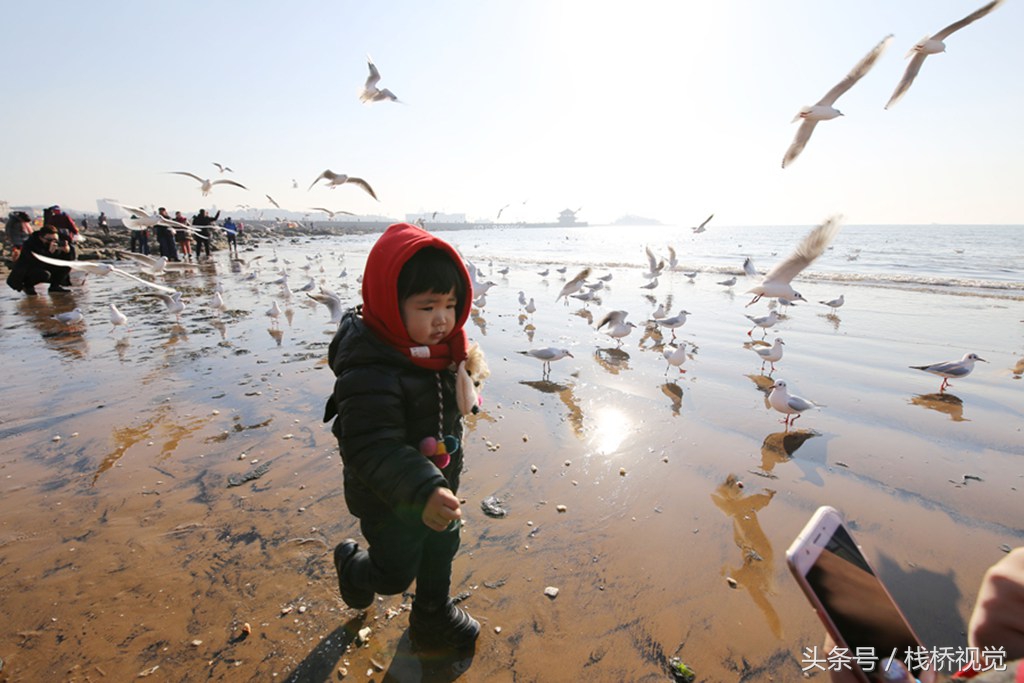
[323,222,483,651]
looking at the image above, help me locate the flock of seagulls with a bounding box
[782,0,1005,167]
[500,214,991,432]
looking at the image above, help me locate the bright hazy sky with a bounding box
[3,1,1022,226]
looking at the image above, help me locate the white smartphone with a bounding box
[787,506,926,682]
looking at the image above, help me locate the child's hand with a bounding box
[422,487,461,531]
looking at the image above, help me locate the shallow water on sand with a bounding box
[0,234,1022,681]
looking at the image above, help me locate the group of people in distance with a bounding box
[2,204,243,297]
[131,207,241,262]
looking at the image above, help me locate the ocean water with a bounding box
[392,223,1024,299]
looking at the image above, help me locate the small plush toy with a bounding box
[456,341,490,417]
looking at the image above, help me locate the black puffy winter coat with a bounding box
[324,308,464,526]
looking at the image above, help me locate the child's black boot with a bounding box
[332,540,375,610]
[409,598,480,651]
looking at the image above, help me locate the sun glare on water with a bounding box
[588,407,632,457]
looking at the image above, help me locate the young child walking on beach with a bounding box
[324,222,484,650]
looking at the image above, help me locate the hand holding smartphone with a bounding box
[787,506,926,682]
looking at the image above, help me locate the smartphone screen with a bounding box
[789,507,924,680]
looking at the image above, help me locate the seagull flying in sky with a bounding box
[782,34,892,168]
[885,0,1005,109]
[310,207,355,219]
[746,216,842,306]
[308,170,378,200]
[168,171,248,196]
[692,213,714,234]
[212,162,233,174]
[360,55,400,103]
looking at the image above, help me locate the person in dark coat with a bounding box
[324,222,482,651]
[6,225,72,294]
[191,208,220,260]
[42,205,77,284]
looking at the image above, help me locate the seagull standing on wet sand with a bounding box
[663,343,688,374]
[910,352,987,393]
[54,308,84,326]
[266,301,282,328]
[747,216,842,306]
[652,310,691,341]
[782,35,892,169]
[752,337,785,373]
[820,294,845,311]
[109,303,129,332]
[768,380,820,430]
[886,0,1005,110]
[519,348,573,377]
[746,310,781,338]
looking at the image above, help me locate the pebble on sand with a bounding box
[544,586,560,599]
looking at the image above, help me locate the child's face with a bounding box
[401,288,458,346]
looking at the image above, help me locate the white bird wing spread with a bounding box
[365,59,382,89]
[782,119,818,169]
[35,252,177,293]
[933,0,1005,41]
[885,53,928,109]
[308,170,333,190]
[347,177,378,200]
[597,310,627,328]
[818,34,893,106]
[212,179,247,190]
[761,217,841,287]
[116,250,163,269]
[170,171,205,183]
[108,266,178,293]
[34,251,105,273]
[645,246,658,272]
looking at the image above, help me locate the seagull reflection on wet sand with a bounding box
[593,347,631,374]
[758,430,820,476]
[520,379,584,437]
[910,392,968,421]
[711,473,781,637]
[661,381,683,416]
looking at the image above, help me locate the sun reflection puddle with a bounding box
[588,407,631,457]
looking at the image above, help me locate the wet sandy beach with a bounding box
[1,234,1022,682]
